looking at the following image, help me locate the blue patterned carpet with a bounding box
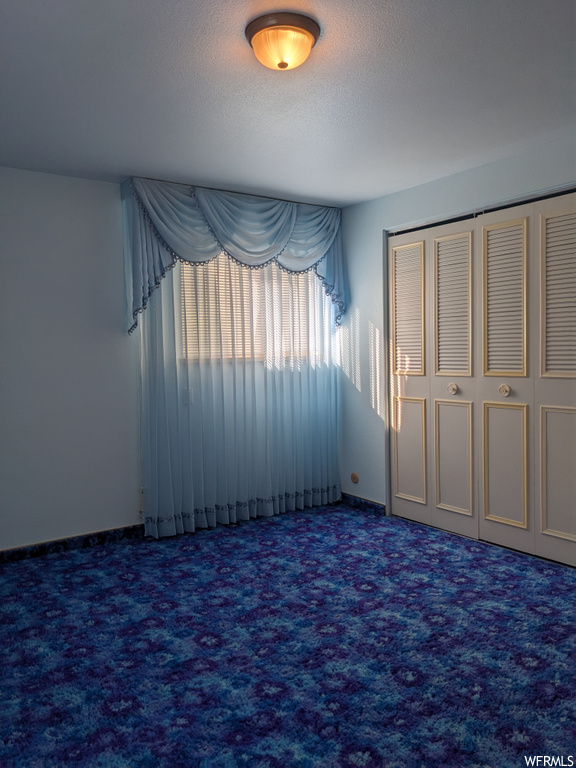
[1,505,575,767]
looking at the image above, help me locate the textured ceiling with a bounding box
[1,0,574,206]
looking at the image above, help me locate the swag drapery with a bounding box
[122,177,348,538]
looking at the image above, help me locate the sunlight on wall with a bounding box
[368,321,385,421]
[389,339,410,433]
[339,306,361,392]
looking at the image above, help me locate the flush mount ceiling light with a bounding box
[245,12,320,71]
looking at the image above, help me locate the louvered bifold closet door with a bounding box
[542,211,576,377]
[435,234,472,376]
[390,238,430,526]
[478,211,533,556]
[392,242,425,376]
[535,196,576,567]
[483,219,527,377]
[388,193,575,565]
[430,227,476,539]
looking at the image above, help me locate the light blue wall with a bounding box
[0,167,140,550]
[339,134,576,507]
[2,132,574,544]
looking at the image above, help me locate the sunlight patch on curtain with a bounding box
[180,255,337,371]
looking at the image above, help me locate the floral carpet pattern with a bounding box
[1,505,575,767]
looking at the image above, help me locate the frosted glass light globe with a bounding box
[246,13,320,72]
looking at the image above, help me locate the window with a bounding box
[181,253,332,368]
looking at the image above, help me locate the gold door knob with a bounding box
[447,383,459,395]
[498,383,511,397]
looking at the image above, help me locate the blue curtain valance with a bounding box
[122,177,348,333]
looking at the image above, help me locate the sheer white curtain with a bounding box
[141,254,341,538]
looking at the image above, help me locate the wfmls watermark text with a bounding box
[524,758,574,767]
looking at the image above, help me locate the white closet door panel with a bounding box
[393,397,427,504]
[540,407,576,541]
[541,210,576,377]
[537,406,576,566]
[482,402,528,528]
[392,242,424,375]
[392,395,431,525]
[435,233,472,375]
[434,400,472,515]
[483,219,527,376]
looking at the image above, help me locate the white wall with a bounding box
[0,167,140,550]
[339,133,576,507]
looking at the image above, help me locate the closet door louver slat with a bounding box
[392,242,424,375]
[435,234,471,375]
[483,219,527,376]
[542,211,576,376]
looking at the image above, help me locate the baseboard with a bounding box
[0,524,145,564]
[341,493,387,516]
[0,498,388,564]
